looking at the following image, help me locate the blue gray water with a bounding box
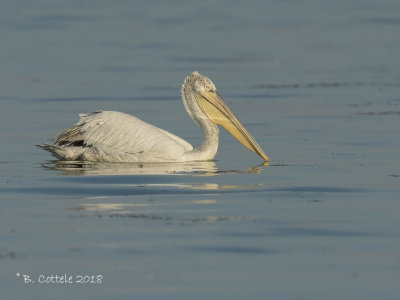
[1,0,400,299]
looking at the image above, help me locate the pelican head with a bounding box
[181,71,269,162]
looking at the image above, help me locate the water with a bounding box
[1,0,400,299]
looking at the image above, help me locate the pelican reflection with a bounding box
[42,160,218,176]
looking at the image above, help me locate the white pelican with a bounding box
[39,71,269,163]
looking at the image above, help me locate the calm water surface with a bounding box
[1,0,400,299]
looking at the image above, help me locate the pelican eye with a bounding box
[205,84,213,92]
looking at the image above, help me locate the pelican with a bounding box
[39,71,268,163]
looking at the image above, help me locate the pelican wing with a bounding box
[56,111,193,161]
